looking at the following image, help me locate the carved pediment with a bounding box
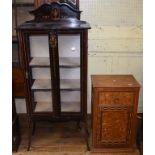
[30,1,81,21]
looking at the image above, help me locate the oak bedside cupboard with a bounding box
[17,1,90,150]
[91,75,140,152]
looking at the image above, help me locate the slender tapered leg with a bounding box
[76,120,81,130]
[32,121,36,136]
[27,117,32,151]
[84,117,90,151]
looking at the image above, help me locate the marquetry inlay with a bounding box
[91,75,140,152]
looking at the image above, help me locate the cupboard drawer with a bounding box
[99,92,134,105]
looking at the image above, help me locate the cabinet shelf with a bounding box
[29,57,80,68]
[32,79,51,90]
[60,79,80,90]
[31,79,80,90]
[30,57,50,66]
[61,102,80,112]
[59,57,80,67]
[34,102,53,112]
[34,101,80,112]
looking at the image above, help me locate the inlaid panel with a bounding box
[99,92,134,105]
[96,106,132,145]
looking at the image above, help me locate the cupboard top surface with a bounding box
[91,75,140,88]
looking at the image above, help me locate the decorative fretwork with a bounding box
[30,1,81,21]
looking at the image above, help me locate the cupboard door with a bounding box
[28,35,53,113]
[95,105,133,148]
[58,34,81,112]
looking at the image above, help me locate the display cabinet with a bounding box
[17,1,90,150]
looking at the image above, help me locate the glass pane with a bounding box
[60,68,80,79]
[58,34,80,57]
[58,34,81,112]
[61,91,80,112]
[29,36,49,57]
[32,68,51,79]
[34,91,53,112]
[29,35,53,112]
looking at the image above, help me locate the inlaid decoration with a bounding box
[99,92,134,105]
[96,105,132,145]
[50,33,57,48]
[51,7,60,18]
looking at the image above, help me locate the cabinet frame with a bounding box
[17,2,90,150]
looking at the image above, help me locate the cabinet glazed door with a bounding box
[95,105,133,148]
[26,34,54,113]
[58,34,81,113]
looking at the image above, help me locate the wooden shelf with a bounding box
[31,79,80,90]
[30,57,80,67]
[60,79,80,90]
[32,79,51,90]
[59,57,80,67]
[61,102,80,112]
[30,57,50,66]
[34,102,53,112]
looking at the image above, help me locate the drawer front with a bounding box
[99,92,134,105]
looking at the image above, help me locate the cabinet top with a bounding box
[91,75,140,88]
[17,2,90,30]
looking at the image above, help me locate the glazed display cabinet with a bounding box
[17,1,90,150]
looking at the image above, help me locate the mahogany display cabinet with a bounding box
[17,1,90,150]
[91,75,140,152]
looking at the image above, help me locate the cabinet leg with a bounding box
[76,120,81,130]
[27,118,32,151]
[32,121,36,136]
[84,119,90,151]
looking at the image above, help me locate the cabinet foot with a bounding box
[84,119,90,151]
